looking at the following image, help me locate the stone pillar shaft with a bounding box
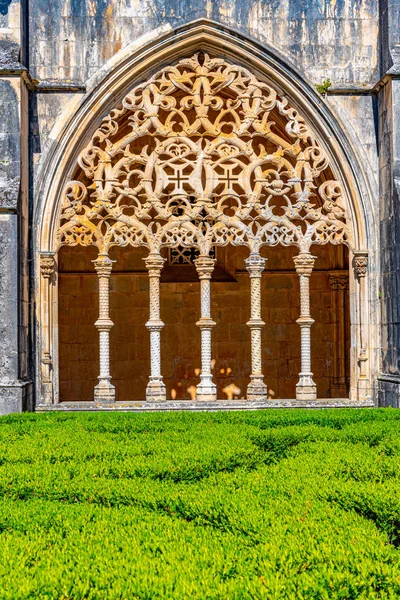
[294,253,317,400]
[245,253,267,400]
[353,251,369,396]
[40,254,56,404]
[93,254,115,402]
[194,256,217,401]
[144,253,166,401]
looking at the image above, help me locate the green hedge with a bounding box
[1,408,400,599]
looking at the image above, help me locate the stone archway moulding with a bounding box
[34,20,378,406]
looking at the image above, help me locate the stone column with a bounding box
[93,253,115,403]
[353,251,369,395]
[245,253,267,400]
[144,253,166,401]
[194,255,217,401]
[293,253,317,400]
[40,253,56,404]
[329,273,349,397]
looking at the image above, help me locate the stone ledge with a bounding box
[36,399,375,412]
[378,376,400,408]
[378,373,400,383]
[0,380,32,415]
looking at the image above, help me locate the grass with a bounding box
[0,408,400,599]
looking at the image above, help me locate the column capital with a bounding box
[194,255,216,279]
[93,253,114,277]
[353,251,368,278]
[245,253,266,277]
[40,253,56,279]
[293,253,317,276]
[144,253,165,274]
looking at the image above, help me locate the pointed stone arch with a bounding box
[34,20,377,406]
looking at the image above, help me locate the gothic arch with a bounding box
[35,20,377,406]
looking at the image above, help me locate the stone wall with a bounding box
[376,0,400,406]
[377,78,400,406]
[0,1,31,413]
[30,0,379,86]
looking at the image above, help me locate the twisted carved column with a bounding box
[144,253,166,401]
[194,256,217,401]
[93,254,115,402]
[329,274,349,397]
[245,253,267,400]
[293,253,317,400]
[40,253,56,404]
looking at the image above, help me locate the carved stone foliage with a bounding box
[40,255,55,278]
[353,252,368,278]
[58,53,350,254]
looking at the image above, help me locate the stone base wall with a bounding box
[378,376,400,407]
[0,381,32,414]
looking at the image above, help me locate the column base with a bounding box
[146,379,166,402]
[41,381,54,405]
[247,376,268,401]
[196,378,217,401]
[357,377,373,402]
[296,374,317,400]
[196,392,218,401]
[94,380,115,403]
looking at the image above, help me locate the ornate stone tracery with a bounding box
[57,53,350,256]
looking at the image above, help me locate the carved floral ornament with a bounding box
[40,255,55,278]
[57,53,351,256]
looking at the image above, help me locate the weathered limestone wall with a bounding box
[58,245,349,402]
[30,0,379,85]
[0,1,31,413]
[377,78,400,406]
[376,0,400,406]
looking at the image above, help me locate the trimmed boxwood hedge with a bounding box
[1,408,400,599]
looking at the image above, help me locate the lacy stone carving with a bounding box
[57,53,350,256]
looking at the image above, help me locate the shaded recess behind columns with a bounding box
[58,244,350,402]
